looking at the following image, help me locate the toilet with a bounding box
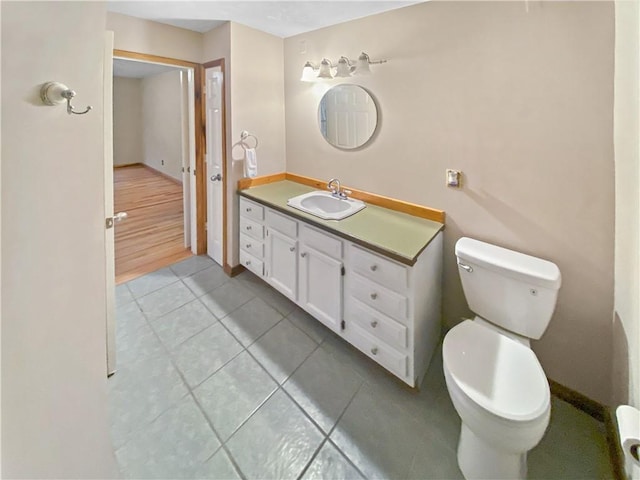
[443,237,561,480]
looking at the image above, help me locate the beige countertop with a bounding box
[238,180,444,266]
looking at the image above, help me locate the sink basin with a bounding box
[287,191,366,220]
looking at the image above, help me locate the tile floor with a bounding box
[109,255,612,479]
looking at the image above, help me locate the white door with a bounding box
[104,32,116,375]
[206,68,224,265]
[266,229,298,301]
[298,244,343,332]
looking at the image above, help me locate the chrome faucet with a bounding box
[327,178,341,196]
[327,178,351,199]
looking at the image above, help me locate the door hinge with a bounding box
[106,218,114,229]
[341,266,345,276]
[341,320,345,331]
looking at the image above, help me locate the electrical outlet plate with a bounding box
[446,169,461,188]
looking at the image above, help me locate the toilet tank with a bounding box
[455,237,561,340]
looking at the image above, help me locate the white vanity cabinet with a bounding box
[264,209,298,301]
[239,197,265,277]
[298,224,344,333]
[344,237,443,386]
[238,194,443,388]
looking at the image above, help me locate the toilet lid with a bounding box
[443,320,550,422]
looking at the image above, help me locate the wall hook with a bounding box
[40,82,92,115]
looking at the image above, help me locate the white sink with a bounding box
[287,191,366,220]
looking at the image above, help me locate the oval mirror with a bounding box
[318,84,378,149]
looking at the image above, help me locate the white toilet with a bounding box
[443,237,561,480]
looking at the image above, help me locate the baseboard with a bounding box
[114,162,142,168]
[603,407,627,480]
[548,379,625,479]
[224,263,245,277]
[141,164,183,186]
[548,378,605,422]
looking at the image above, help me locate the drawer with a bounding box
[266,209,297,238]
[240,216,264,241]
[349,273,408,321]
[239,250,264,277]
[300,224,342,259]
[240,233,264,259]
[350,245,409,292]
[240,197,264,221]
[346,297,408,350]
[348,323,408,379]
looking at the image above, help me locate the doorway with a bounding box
[112,56,196,283]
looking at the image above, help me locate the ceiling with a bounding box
[113,58,184,78]
[106,1,423,38]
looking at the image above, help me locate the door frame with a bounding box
[203,58,228,271]
[113,49,208,254]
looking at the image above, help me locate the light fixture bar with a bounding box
[300,52,387,82]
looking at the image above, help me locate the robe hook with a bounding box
[40,82,92,115]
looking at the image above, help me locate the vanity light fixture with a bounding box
[317,58,334,79]
[300,52,387,82]
[300,61,318,82]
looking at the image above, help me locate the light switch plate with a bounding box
[446,169,461,188]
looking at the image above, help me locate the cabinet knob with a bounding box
[289,246,296,252]
[370,265,378,271]
[370,293,377,300]
[246,225,252,230]
[246,207,252,212]
[301,252,307,258]
[370,321,378,328]
[371,347,378,355]
[245,260,251,266]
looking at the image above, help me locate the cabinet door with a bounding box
[266,229,298,301]
[299,244,343,332]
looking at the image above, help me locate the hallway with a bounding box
[114,164,191,284]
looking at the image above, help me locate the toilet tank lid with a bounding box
[455,237,561,290]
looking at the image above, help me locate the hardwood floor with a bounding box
[114,164,192,284]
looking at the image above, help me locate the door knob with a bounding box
[210,173,222,182]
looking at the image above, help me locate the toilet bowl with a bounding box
[443,319,551,479]
[443,237,561,479]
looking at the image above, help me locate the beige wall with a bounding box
[1,2,118,477]
[107,12,202,63]
[142,70,184,181]
[613,0,640,409]
[284,1,615,403]
[113,76,143,166]
[221,23,286,266]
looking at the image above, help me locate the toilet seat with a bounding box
[443,320,550,423]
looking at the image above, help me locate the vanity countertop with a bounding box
[238,180,444,266]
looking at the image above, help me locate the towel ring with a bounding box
[240,130,258,149]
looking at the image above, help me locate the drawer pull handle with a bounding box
[246,226,252,230]
[370,293,378,300]
[371,347,378,355]
[370,265,378,271]
[301,252,307,258]
[371,321,378,328]
[289,246,296,252]
[246,244,251,248]
[245,260,251,266]
[246,207,252,212]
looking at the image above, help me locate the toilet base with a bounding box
[457,423,527,480]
